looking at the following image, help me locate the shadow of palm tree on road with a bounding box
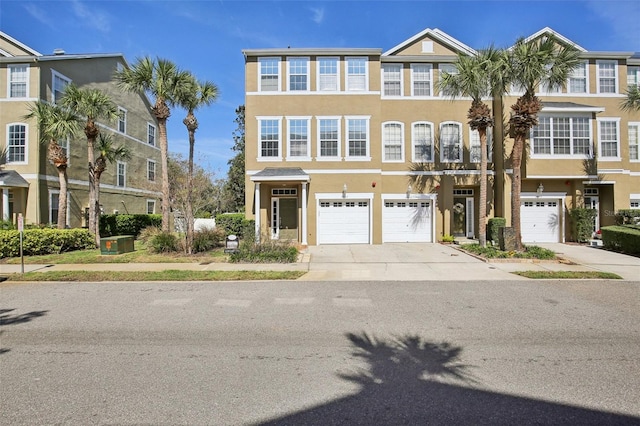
[0,308,49,355]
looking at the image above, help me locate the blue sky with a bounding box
[1,0,639,176]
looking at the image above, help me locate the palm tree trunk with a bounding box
[57,168,68,229]
[157,117,171,232]
[185,128,196,254]
[510,133,525,251]
[94,170,102,243]
[87,137,97,242]
[478,127,488,247]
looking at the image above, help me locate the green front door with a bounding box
[275,198,298,241]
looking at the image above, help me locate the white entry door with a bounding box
[382,200,433,242]
[521,199,561,243]
[317,199,370,244]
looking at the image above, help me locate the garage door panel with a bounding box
[318,200,369,244]
[521,200,560,243]
[383,200,432,243]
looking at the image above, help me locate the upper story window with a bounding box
[7,123,27,163]
[438,63,457,97]
[147,123,156,146]
[628,66,640,89]
[532,116,591,156]
[629,122,639,161]
[117,107,127,133]
[147,159,156,181]
[346,117,370,160]
[52,70,70,104]
[382,64,402,96]
[259,57,280,92]
[382,122,404,162]
[258,117,282,160]
[287,57,309,91]
[568,61,588,93]
[317,117,340,160]
[318,57,339,91]
[346,57,367,91]
[287,117,310,160]
[411,64,432,97]
[469,128,493,163]
[597,118,621,159]
[116,161,127,187]
[8,64,28,98]
[440,122,462,162]
[412,122,434,162]
[597,60,618,94]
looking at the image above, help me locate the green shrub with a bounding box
[229,239,298,263]
[0,220,15,230]
[192,227,226,253]
[440,234,455,243]
[148,232,179,253]
[601,225,640,255]
[0,228,95,258]
[569,208,597,243]
[615,209,640,225]
[100,214,162,238]
[137,226,161,244]
[215,213,254,239]
[487,217,506,244]
[461,243,555,260]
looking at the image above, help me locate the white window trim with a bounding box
[382,121,405,163]
[345,57,369,92]
[469,127,493,163]
[51,69,71,104]
[146,199,156,214]
[345,116,371,161]
[6,122,28,165]
[438,63,457,98]
[628,66,640,89]
[285,116,311,161]
[258,57,281,92]
[567,60,589,94]
[629,121,640,162]
[147,122,156,146]
[381,64,403,97]
[147,159,156,182]
[439,121,463,163]
[257,116,283,162]
[596,60,618,94]
[410,64,433,98]
[117,107,127,134]
[530,114,594,159]
[8,64,29,99]
[411,121,435,163]
[316,57,340,92]
[597,117,621,161]
[49,189,70,227]
[116,161,127,187]
[316,116,342,161]
[286,57,310,92]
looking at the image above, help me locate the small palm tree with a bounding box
[177,76,219,253]
[24,101,80,228]
[506,34,581,250]
[439,47,507,247]
[621,85,640,112]
[60,84,118,243]
[93,133,131,238]
[114,57,193,232]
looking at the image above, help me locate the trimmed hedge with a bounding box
[0,228,95,258]
[569,208,597,243]
[601,225,640,255]
[487,217,506,245]
[215,213,254,239]
[615,209,640,225]
[100,214,161,238]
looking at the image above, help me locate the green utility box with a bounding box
[100,235,135,255]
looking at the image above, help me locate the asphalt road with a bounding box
[1,279,639,425]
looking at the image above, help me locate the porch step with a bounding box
[589,239,603,247]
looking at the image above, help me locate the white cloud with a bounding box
[310,7,325,24]
[586,1,640,49]
[23,3,55,29]
[71,0,111,33]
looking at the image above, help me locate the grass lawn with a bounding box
[513,271,622,279]
[4,270,306,282]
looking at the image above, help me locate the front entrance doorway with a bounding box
[271,197,298,240]
[584,188,600,234]
[452,189,474,238]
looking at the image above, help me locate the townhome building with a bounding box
[0,31,161,228]
[243,27,639,246]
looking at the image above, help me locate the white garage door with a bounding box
[317,200,370,244]
[383,200,433,243]
[521,199,561,243]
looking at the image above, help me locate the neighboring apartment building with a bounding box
[0,32,161,228]
[243,27,640,245]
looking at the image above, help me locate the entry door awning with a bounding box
[250,167,310,183]
[0,170,30,188]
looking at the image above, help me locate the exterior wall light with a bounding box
[537,183,544,195]
[407,184,412,198]
[342,184,347,198]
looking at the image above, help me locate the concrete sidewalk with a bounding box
[0,243,637,281]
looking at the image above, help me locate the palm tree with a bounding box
[177,76,219,253]
[621,85,640,112]
[93,133,131,238]
[114,57,193,232]
[24,101,80,228]
[506,35,581,250]
[59,84,118,244]
[438,47,507,247]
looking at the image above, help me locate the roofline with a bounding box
[542,105,605,113]
[38,53,124,61]
[0,31,42,56]
[382,55,458,63]
[580,51,636,59]
[382,27,476,57]
[242,48,381,59]
[521,27,587,52]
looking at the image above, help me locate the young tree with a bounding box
[114,57,193,232]
[224,105,245,213]
[59,84,118,243]
[439,47,507,247]
[176,76,219,254]
[24,102,80,228]
[506,35,581,250]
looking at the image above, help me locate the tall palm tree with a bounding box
[114,57,193,232]
[59,84,118,243]
[177,76,219,253]
[506,35,581,250]
[621,85,640,112]
[438,47,507,247]
[93,133,131,238]
[24,101,80,228]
